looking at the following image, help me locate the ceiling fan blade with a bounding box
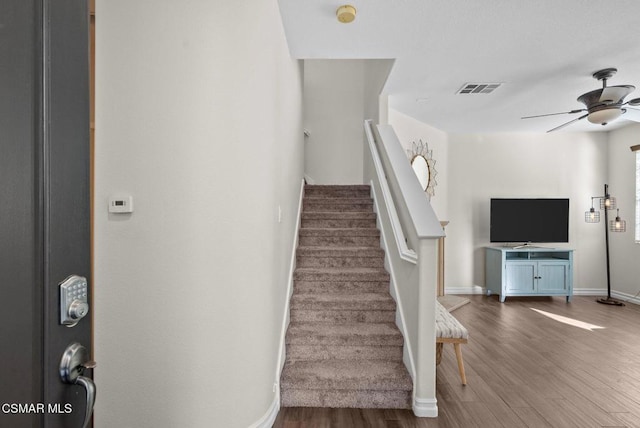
[622,108,640,123]
[522,109,585,119]
[599,85,635,103]
[547,113,589,133]
[624,97,640,106]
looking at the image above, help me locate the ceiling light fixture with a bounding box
[336,5,356,23]
[522,68,640,132]
[587,106,624,126]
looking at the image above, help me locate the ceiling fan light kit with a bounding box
[587,107,623,125]
[522,68,640,132]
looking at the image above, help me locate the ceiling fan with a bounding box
[522,68,640,132]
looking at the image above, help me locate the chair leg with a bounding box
[453,343,467,385]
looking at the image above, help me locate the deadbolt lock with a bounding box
[60,275,89,327]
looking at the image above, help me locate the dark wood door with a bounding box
[0,1,92,427]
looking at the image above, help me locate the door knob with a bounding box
[60,342,96,428]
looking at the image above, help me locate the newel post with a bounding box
[413,237,439,417]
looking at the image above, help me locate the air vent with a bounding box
[456,83,501,95]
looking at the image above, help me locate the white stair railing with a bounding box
[363,119,443,417]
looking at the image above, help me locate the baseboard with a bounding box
[445,287,612,298]
[303,174,315,185]
[572,288,607,296]
[248,394,280,428]
[573,288,640,305]
[445,285,485,295]
[612,290,640,305]
[269,179,305,423]
[413,396,438,418]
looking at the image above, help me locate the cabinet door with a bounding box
[537,262,569,293]
[505,262,536,293]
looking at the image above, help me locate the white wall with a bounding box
[388,109,449,221]
[94,1,303,427]
[303,60,365,184]
[364,60,395,127]
[608,123,640,301]
[303,60,393,185]
[446,132,608,293]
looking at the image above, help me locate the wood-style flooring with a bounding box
[273,295,640,427]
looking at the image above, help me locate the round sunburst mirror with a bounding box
[407,140,437,197]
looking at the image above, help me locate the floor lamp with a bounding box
[585,184,626,306]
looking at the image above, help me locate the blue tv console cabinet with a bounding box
[485,247,574,303]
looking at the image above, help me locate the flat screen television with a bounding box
[490,198,569,243]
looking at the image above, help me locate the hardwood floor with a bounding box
[273,295,640,427]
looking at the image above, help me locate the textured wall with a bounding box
[95,1,303,426]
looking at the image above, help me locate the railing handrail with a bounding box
[364,120,418,264]
[365,120,444,241]
[373,123,444,239]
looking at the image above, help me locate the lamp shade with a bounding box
[609,209,626,232]
[600,196,616,210]
[585,208,600,223]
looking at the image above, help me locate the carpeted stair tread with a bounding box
[290,308,395,323]
[304,185,371,199]
[305,184,370,189]
[296,246,385,257]
[286,322,403,346]
[305,184,371,190]
[298,228,381,247]
[302,212,377,220]
[301,218,377,229]
[294,267,390,282]
[299,228,380,237]
[290,293,396,311]
[298,235,381,247]
[281,360,412,391]
[296,257,383,268]
[304,198,372,206]
[295,267,388,272]
[280,388,411,409]
[304,197,373,204]
[285,344,403,362]
[296,247,385,268]
[294,280,389,294]
[303,199,374,213]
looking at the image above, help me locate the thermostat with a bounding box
[108,195,134,213]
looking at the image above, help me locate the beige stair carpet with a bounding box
[280,184,412,409]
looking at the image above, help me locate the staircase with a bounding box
[280,184,412,409]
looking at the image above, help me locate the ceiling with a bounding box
[277,0,640,133]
